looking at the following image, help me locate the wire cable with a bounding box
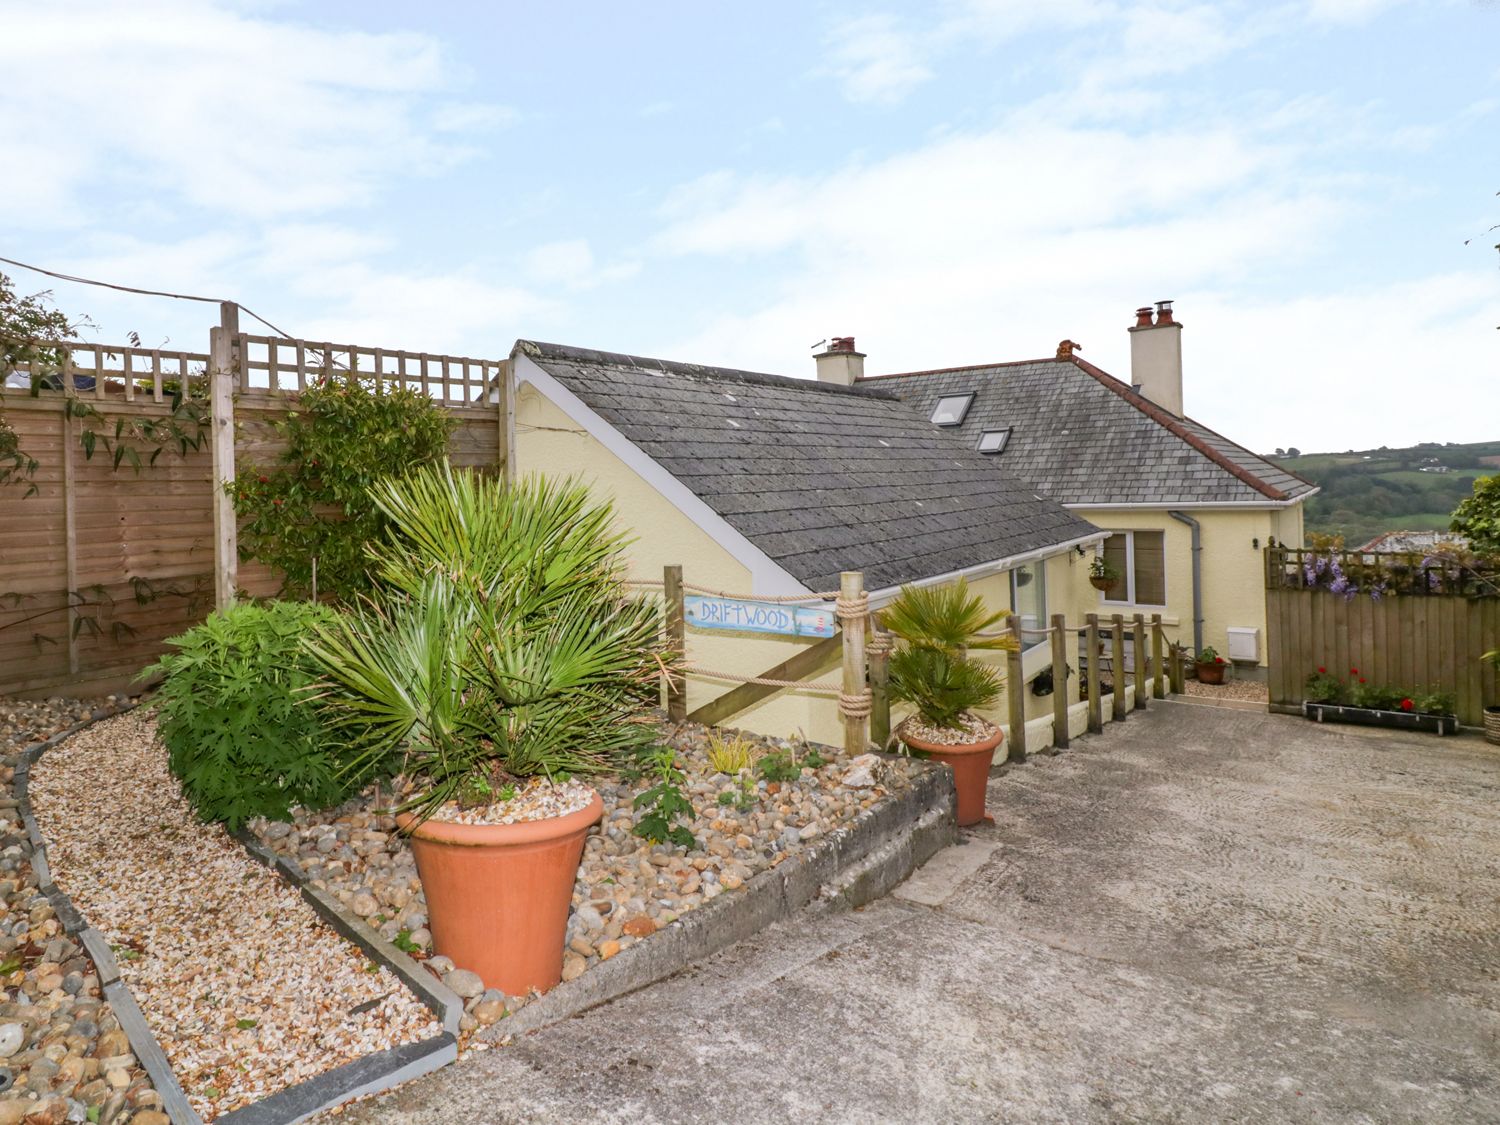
[0,254,296,340]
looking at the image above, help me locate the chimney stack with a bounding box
[1129,300,1183,417]
[814,336,865,386]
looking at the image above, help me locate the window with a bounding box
[1101,530,1166,606]
[976,428,1011,454]
[1010,562,1046,649]
[930,393,975,426]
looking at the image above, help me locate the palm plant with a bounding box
[306,462,669,821]
[884,580,1016,732]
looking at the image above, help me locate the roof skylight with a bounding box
[930,393,975,426]
[976,428,1011,454]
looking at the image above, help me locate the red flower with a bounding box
[1400,698,1414,711]
[1359,677,1366,684]
[258,475,269,484]
[1350,668,1359,676]
[1215,656,1225,664]
[1317,667,1326,674]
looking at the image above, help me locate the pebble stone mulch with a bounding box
[1184,678,1270,703]
[0,696,165,1125]
[26,710,441,1122]
[250,720,922,1031]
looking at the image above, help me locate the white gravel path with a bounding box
[27,710,440,1122]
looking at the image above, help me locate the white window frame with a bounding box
[930,392,975,426]
[1010,561,1047,649]
[976,427,1011,454]
[1100,530,1167,608]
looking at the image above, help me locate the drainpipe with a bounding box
[1168,510,1204,655]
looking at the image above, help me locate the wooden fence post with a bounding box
[1050,613,1069,750]
[868,613,891,750]
[497,358,516,481]
[60,402,79,676]
[1006,615,1026,763]
[1132,614,1147,710]
[664,565,686,722]
[1169,642,1185,694]
[1111,613,1127,721]
[1151,614,1166,698]
[1086,613,1102,733]
[209,302,239,610]
[840,572,870,756]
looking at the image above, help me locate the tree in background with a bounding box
[1450,474,1500,559]
[0,272,82,493]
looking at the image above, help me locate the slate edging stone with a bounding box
[16,700,458,1125]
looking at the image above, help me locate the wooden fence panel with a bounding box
[1,332,508,698]
[1265,586,1499,725]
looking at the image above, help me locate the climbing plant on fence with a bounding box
[0,273,77,495]
[233,373,456,601]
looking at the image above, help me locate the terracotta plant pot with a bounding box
[1089,575,1118,592]
[1195,661,1226,685]
[899,721,1005,827]
[397,791,604,996]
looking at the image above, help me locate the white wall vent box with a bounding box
[1226,626,1260,663]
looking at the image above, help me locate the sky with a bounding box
[2,0,1497,454]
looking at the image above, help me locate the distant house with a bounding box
[1356,529,1466,554]
[1419,465,1451,474]
[851,303,1318,675]
[509,340,1104,742]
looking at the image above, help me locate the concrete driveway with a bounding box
[340,701,1500,1124]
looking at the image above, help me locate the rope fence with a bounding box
[655,564,1184,760]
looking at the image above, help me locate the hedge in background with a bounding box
[234,373,455,602]
[144,600,369,829]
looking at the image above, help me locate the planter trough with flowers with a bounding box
[1302,666,1460,735]
[1301,700,1459,736]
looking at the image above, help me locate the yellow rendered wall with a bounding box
[516,384,846,744]
[1071,507,1298,666]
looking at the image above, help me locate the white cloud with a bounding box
[1305,0,1407,24]
[648,92,1497,451]
[431,102,520,132]
[0,0,484,224]
[821,14,935,104]
[523,239,640,291]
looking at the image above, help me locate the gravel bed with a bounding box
[250,721,922,1030]
[27,710,441,1122]
[1184,678,1269,703]
[0,696,164,1125]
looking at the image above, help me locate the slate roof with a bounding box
[518,341,1102,592]
[861,354,1316,506]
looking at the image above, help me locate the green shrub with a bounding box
[883,579,1013,733]
[144,600,366,829]
[308,463,671,822]
[233,373,455,602]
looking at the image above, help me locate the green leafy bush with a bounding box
[144,601,364,829]
[233,373,455,602]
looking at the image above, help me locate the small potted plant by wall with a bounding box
[310,463,667,995]
[1194,645,1228,685]
[1088,555,1121,593]
[884,580,1016,826]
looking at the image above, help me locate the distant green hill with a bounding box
[1268,440,1500,547]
